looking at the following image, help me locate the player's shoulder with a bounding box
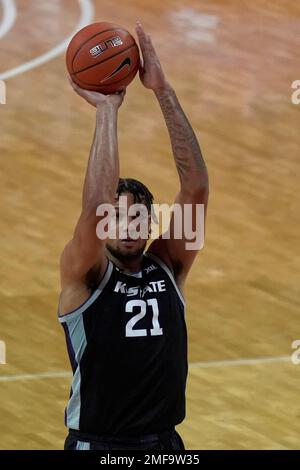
[146,238,173,268]
[145,250,185,306]
[58,257,112,318]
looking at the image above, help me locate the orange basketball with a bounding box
[66,22,140,94]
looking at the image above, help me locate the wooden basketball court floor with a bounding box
[0,0,299,450]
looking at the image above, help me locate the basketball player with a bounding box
[59,21,209,451]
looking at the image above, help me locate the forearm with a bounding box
[155,83,208,193]
[82,104,119,210]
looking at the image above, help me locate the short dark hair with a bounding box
[117,178,154,213]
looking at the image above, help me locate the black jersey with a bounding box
[59,252,188,437]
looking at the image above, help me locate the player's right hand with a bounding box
[69,77,126,109]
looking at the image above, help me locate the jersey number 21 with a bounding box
[125,299,163,337]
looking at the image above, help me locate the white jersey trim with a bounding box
[76,440,91,450]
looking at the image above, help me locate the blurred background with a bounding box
[0,0,299,449]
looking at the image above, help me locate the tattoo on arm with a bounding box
[155,84,208,189]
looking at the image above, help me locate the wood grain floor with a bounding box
[0,0,299,449]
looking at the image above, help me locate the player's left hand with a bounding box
[135,21,167,92]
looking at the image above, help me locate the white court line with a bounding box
[0,370,72,382]
[0,355,292,382]
[189,355,291,369]
[0,0,94,80]
[0,0,16,40]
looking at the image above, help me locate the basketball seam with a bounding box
[73,44,138,80]
[70,28,135,73]
[74,56,139,88]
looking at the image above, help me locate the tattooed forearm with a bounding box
[155,82,208,192]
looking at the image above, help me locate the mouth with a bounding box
[120,238,138,247]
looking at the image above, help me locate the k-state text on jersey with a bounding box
[114,280,166,297]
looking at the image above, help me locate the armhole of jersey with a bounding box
[58,260,114,323]
[144,252,185,307]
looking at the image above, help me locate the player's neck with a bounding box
[107,252,143,275]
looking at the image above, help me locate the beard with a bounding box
[106,242,146,262]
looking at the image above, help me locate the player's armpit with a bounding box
[147,187,208,289]
[60,207,107,289]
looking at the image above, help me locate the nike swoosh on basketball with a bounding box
[101,57,131,83]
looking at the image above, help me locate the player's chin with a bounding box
[119,238,146,255]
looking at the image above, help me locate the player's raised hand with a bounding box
[135,21,167,92]
[69,77,126,109]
